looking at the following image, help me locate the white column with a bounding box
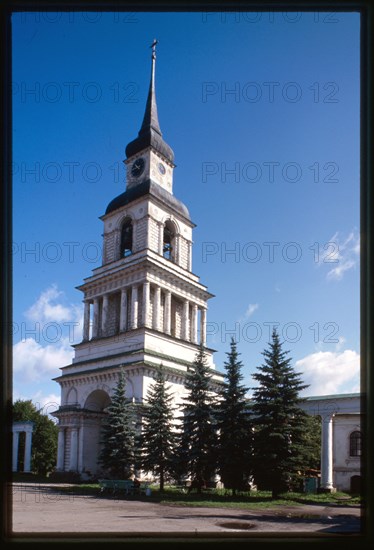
[175,235,180,264]
[131,285,139,330]
[143,281,150,327]
[101,294,108,335]
[182,300,190,341]
[188,241,192,271]
[153,286,161,331]
[191,304,198,344]
[12,431,20,472]
[320,414,335,491]
[120,289,128,332]
[158,223,164,255]
[69,428,78,471]
[83,301,90,341]
[57,428,65,470]
[78,426,84,473]
[24,430,33,473]
[200,307,207,346]
[164,290,171,334]
[92,298,99,338]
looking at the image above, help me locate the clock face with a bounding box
[131,157,145,177]
[158,162,166,175]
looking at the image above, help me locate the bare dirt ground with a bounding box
[8,483,362,540]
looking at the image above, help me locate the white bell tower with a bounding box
[53,42,224,477]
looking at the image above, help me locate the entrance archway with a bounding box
[84,390,111,412]
[81,390,111,475]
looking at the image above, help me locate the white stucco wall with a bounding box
[333,414,361,492]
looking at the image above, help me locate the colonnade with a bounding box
[82,283,207,345]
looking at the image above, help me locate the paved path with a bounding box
[10,483,361,538]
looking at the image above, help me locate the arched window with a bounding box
[120,218,133,258]
[163,221,175,261]
[349,431,362,457]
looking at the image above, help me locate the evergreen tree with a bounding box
[298,414,322,473]
[178,345,217,492]
[251,328,309,498]
[139,366,177,491]
[13,399,58,476]
[216,338,252,495]
[98,370,136,479]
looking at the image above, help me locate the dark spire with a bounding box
[139,39,161,136]
[125,40,174,164]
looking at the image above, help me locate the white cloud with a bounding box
[21,284,83,345]
[244,303,259,319]
[236,303,259,327]
[25,284,83,327]
[317,230,360,281]
[327,259,356,281]
[295,349,360,396]
[13,337,73,383]
[13,284,83,393]
[335,336,346,352]
[25,284,72,322]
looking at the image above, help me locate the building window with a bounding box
[163,221,175,261]
[120,218,133,258]
[349,431,362,457]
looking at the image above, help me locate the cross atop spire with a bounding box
[125,40,174,164]
[139,39,161,136]
[150,38,158,59]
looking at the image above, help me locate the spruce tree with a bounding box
[139,366,177,491]
[98,370,136,479]
[216,338,252,495]
[178,345,217,492]
[251,328,309,498]
[298,414,322,473]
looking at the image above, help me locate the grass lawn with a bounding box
[152,487,361,509]
[14,475,360,510]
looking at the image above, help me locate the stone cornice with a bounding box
[54,358,225,389]
[77,254,213,302]
[69,330,217,365]
[54,360,189,385]
[67,345,144,366]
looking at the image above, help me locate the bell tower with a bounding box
[52,42,223,477]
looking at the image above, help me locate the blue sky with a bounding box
[12,11,360,413]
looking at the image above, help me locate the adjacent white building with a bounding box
[300,393,362,492]
[52,45,224,477]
